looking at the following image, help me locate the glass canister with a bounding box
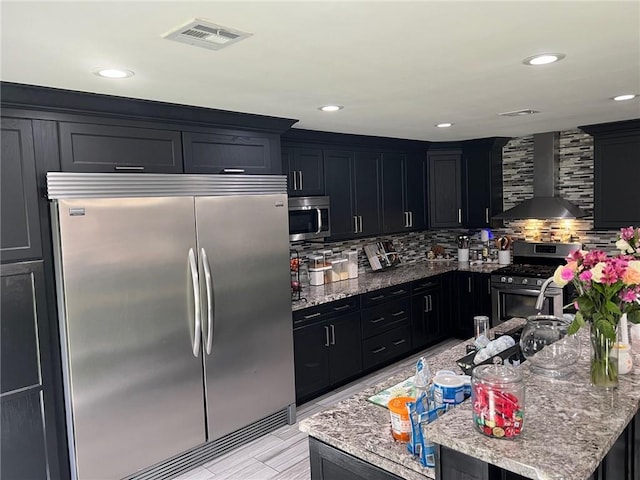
[345,250,359,279]
[471,364,524,439]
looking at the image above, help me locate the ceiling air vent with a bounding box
[498,109,540,117]
[163,19,252,51]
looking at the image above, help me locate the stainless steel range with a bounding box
[491,241,581,326]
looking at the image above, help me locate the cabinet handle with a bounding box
[391,310,405,317]
[371,317,385,324]
[330,324,336,345]
[303,312,322,320]
[428,294,433,312]
[391,289,406,296]
[353,216,359,234]
[458,208,462,224]
[485,207,489,224]
[370,294,385,301]
[298,171,304,191]
[372,346,386,354]
[424,295,430,313]
[324,326,330,347]
[358,216,363,233]
[468,277,472,293]
[221,168,245,174]
[403,212,408,228]
[333,304,351,311]
[114,166,144,171]
[409,211,413,227]
[417,282,437,289]
[392,339,406,346]
[291,172,297,191]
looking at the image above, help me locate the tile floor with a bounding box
[173,339,459,480]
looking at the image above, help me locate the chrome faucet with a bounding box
[535,277,555,313]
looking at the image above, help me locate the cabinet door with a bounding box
[428,150,462,228]
[405,154,427,231]
[293,322,331,403]
[594,134,640,228]
[411,288,441,349]
[325,150,356,238]
[328,312,363,385]
[463,148,491,228]
[183,130,277,174]
[285,147,325,196]
[381,153,407,233]
[58,121,183,173]
[1,118,42,262]
[474,273,492,318]
[455,272,475,338]
[353,151,382,237]
[1,261,52,480]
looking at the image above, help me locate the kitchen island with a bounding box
[299,318,640,480]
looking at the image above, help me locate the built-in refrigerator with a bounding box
[48,173,296,480]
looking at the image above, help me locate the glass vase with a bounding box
[589,322,618,389]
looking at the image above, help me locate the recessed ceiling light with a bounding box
[522,53,566,66]
[318,105,343,112]
[435,123,453,128]
[94,68,135,79]
[612,94,637,101]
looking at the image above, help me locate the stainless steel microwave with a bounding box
[288,196,331,242]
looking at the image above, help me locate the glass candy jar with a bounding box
[471,364,524,439]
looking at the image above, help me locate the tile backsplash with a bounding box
[290,129,627,269]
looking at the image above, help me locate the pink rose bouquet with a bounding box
[552,227,640,340]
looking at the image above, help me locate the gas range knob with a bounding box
[507,277,513,284]
[522,278,528,285]
[536,279,543,286]
[501,276,507,283]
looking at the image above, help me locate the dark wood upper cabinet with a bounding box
[381,152,427,233]
[581,120,640,229]
[1,117,42,262]
[353,151,382,237]
[282,146,325,195]
[428,149,462,228]
[58,121,183,173]
[183,130,281,175]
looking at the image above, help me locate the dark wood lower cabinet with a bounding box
[1,261,60,479]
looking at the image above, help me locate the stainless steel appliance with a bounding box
[491,241,581,326]
[48,173,295,480]
[288,196,330,241]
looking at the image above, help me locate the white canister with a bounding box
[458,248,469,262]
[433,374,466,410]
[498,250,510,265]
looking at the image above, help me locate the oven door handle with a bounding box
[491,285,561,297]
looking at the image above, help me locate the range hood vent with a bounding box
[163,19,252,51]
[494,132,588,220]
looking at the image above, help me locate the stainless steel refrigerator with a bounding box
[48,173,296,480]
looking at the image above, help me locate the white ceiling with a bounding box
[1,1,639,141]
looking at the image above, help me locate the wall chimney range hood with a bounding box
[494,132,588,220]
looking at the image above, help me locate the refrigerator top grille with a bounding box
[47,173,287,199]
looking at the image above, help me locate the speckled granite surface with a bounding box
[299,318,640,480]
[292,260,503,311]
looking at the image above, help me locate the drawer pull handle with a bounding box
[370,294,385,301]
[417,282,436,289]
[333,304,351,311]
[391,289,406,295]
[371,317,385,324]
[114,165,144,171]
[372,346,386,354]
[392,339,406,346]
[303,312,322,320]
[391,310,405,317]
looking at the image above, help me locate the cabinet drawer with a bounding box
[360,284,410,308]
[361,298,410,339]
[362,325,411,370]
[58,122,183,173]
[293,298,359,327]
[411,276,441,295]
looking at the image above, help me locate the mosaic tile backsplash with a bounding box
[290,129,627,270]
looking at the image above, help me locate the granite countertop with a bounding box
[292,259,503,312]
[299,318,640,480]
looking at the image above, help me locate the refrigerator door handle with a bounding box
[201,248,214,355]
[188,248,202,357]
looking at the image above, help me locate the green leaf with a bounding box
[594,319,616,342]
[606,301,621,315]
[567,314,585,335]
[628,310,640,324]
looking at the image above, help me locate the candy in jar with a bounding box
[471,364,524,439]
